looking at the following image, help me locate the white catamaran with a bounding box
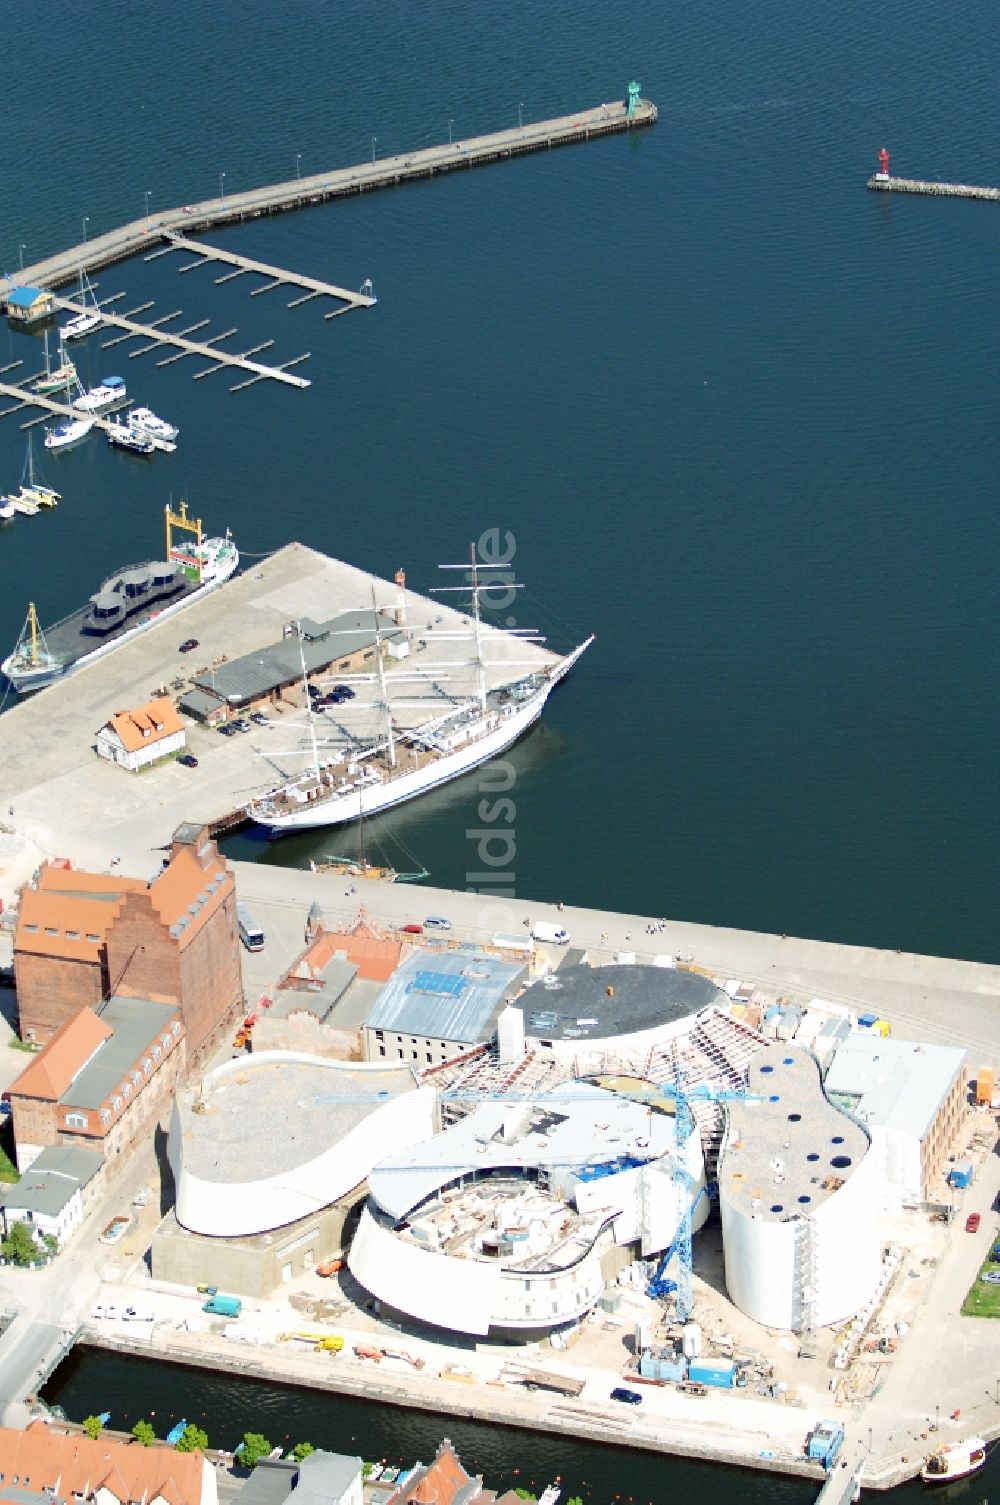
[248,550,593,836]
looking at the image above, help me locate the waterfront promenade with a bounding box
[0,97,656,302]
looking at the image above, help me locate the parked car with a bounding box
[423,916,452,931]
[965,1213,981,1233]
[92,1303,118,1320]
[250,712,269,727]
[179,638,199,653]
[177,754,199,768]
[401,923,423,935]
[610,1387,643,1405]
[233,719,252,733]
[217,722,237,736]
[333,684,356,698]
[316,1257,345,1278]
[980,1270,1000,1284]
[307,684,322,699]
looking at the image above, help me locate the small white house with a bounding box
[96,696,186,772]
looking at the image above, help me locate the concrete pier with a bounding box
[0,97,656,301]
[867,174,1000,201]
[0,377,175,449]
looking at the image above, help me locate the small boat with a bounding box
[3,491,39,516]
[127,405,178,443]
[106,419,154,455]
[921,1437,988,1485]
[0,497,15,521]
[61,267,103,341]
[45,414,94,450]
[2,603,62,690]
[33,332,77,395]
[4,435,61,510]
[74,376,126,413]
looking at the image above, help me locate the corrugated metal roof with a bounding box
[824,1034,966,1140]
[192,610,401,706]
[366,948,526,1044]
[66,996,178,1110]
[0,1143,101,1217]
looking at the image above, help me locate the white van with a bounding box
[122,1305,155,1323]
[531,922,570,945]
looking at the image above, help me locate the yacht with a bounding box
[45,415,94,450]
[33,334,77,395]
[126,406,179,443]
[106,419,155,455]
[60,268,103,340]
[74,376,126,413]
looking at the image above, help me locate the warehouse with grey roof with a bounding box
[364,947,528,1066]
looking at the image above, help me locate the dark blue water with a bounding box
[1,0,997,960]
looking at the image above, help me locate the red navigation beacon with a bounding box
[878,147,890,178]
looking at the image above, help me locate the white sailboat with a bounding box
[248,550,593,835]
[1,603,62,691]
[60,268,103,340]
[2,434,61,511]
[33,330,77,395]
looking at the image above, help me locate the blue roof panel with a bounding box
[7,286,45,307]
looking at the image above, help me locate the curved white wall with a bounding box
[170,1055,436,1237]
[348,1203,609,1336]
[537,1005,725,1074]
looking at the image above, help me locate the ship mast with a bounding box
[371,586,397,768]
[294,620,322,778]
[470,542,487,714]
[28,603,39,667]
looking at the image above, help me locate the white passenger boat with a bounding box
[921,1436,987,1484]
[248,549,593,835]
[74,375,126,413]
[126,406,179,443]
[106,419,155,455]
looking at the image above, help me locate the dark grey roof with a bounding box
[177,685,226,719]
[193,611,401,706]
[270,956,358,1021]
[65,996,178,1110]
[366,948,526,1044]
[234,1459,297,1505]
[520,964,728,1042]
[0,1144,102,1217]
[293,1452,363,1505]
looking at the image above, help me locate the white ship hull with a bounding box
[250,638,592,835]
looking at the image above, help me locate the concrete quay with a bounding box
[867,174,1000,201]
[0,542,556,896]
[0,97,656,303]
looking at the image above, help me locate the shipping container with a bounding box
[949,1159,974,1189]
[976,1067,995,1106]
[688,1358,736,1388]
[639,1352,687,1383]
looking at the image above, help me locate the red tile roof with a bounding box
[0,1424,204,1505]
[9,1009,113,1102]
[104,697,184,754]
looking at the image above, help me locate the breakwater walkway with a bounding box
[1,96,657,301]
[867,174,999,201]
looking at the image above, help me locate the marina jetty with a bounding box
[1,91,657,301]
[866,148,999,201]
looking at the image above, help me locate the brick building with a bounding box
[0,1421,216,1505]
[15,825,244,1067]
[8,994,186,1181]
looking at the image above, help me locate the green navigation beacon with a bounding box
[627,81,643,118]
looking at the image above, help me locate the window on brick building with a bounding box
[132,1071,142,1087]
[65,930,80,939]
[123,1083,132,1100]
[44,927,58,936]
[143,1058,152,1074]
[171,1021,180,1037]
[152,1045,161,1062]
[112,1096,122,1112]
[65,1112,87,1129]
[100,1110,111,1126]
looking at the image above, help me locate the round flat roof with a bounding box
[520,964,727,1043]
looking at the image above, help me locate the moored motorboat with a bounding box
[921,1436,988,1484]
[106,419,155,455]
[126,405,179,443]
[74,375,126,413]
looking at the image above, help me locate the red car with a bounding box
[401,923,423,935]
[965,1213,981,1234]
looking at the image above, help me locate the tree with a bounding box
[82,1416,105,1440]
[238,1433,273,1470]
[513,1493,537,1503]
[1,1221,41,1267]
[566,1497,584,1505]
[132,1420,156,1447]
[290,1443,315,1463]
[175,1424,209,1453]
[42,1233,58,1257]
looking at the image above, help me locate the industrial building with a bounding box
[8,995,185,1181]
[348,1080,707,1338]
[180,609,405,720]
[823,1033,969,1205]
[718,1042,882,1332]
[158,1053,435,1295]
[364,947,527,1066]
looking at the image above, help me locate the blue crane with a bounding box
[643,1078,765,1321]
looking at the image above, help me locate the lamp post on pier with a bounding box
[296,153,302,181]
[144,191,151,229]
[448,118,453,145]
[18,244,25,274]
[82,216,90,244]
[219,171,226,200]
[518,101,523,128]
[371,135,377,163]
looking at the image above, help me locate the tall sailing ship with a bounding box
[2,501,238,694]
[248,549,593,835]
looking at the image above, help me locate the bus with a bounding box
[237,903,265,952]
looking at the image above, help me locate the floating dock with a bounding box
[0,94,657,301]
[867,174,999,201]
[0,378,174,448]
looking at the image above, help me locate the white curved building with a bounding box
[349,1081,707,1338]
[169,1052,435,1237]
[719,1043,881,1331]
